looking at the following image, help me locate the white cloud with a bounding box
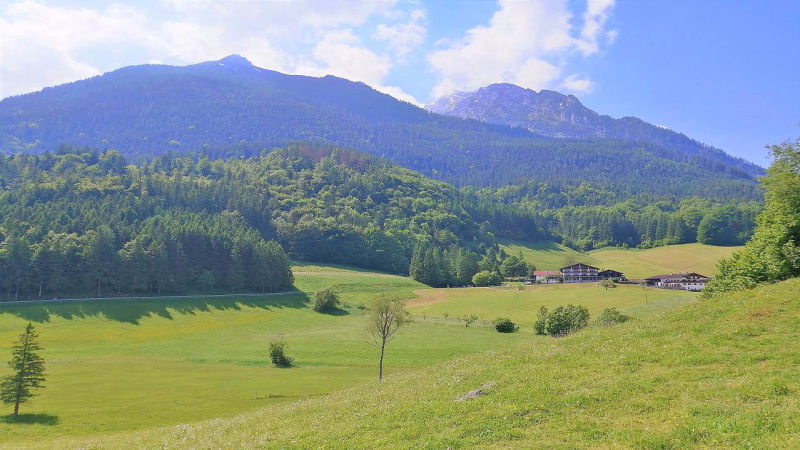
[560,74,594,93]
[428,0,615,100]
[374,9,427,59]
[295,30,390,83]
[293,29,421,105]
[0,1,156,96]
[576,0,616,56]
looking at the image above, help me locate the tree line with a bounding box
[0,144,762,299]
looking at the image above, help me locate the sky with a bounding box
[1,0,798,165]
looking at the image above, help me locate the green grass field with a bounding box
[0,262,700,446]
[50,278,799,448]
[500,239,742,278]
[408,283,695,324]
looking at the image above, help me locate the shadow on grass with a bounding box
[318,306,350,316]
[0,292,310,325]
[1,413,59,425]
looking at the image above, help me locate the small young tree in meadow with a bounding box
[312,287,340,312]
[600,280,617,291]
[1,323,46,418]
[367,295,410,380]
[463,314,478,328]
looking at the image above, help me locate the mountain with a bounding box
[427,83,747,168]
[0,55,762,200]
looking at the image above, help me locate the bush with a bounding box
[534,306,548,335]
[493,317,518,333]
[312,287,340,312]
[595,307,630,326]
[472,270,502,286]
[545,304,590,337]
[268,339,294,367]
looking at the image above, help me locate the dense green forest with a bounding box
[0,144,761,300]
[467,181,761,250]
[0,56,762,199]
[705,135,800,296]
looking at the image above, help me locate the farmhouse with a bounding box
[533,270,562,284]
[560,263,601,283]
[644,273,710,291]
[598,269,625,281]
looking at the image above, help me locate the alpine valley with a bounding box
[0,55,763,301]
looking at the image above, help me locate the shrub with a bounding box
[545,304,590,336]
[595,307,630,326]
[534,306,548,335]
[268,339,294,367]
[493,317,518,333]
[472,270,502,286]
[312,287,340,312]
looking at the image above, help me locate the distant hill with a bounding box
[427,82,760,176]
[0,55,762,200]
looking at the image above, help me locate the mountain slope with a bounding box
[428,83,761,177]
[0,56,761,199]
[45,278,800,448]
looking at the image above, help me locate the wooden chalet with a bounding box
[560,263,600,283]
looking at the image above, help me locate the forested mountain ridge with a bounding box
[0,55,760,200]
[0,144,759,299]
[427,83,761,179]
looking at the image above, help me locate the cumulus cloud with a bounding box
[576,0,616,56]
[428,0,615,100]
[374,9,427,59]
[294,29,420,105]
[560,74,595,93]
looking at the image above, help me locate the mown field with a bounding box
[499,240,742,278]
[49,278,800,448]
[0,263,697,446]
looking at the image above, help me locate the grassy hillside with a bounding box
[51,278,799,448]
[589,243,743,279]
[500,240,742,278]
[497,239,586,271]
[0,263,697,445]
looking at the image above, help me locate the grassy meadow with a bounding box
[500,239,742,278]
[0,250,762,447]
[0,263,522,444]
[408,283,696,324]
[42,278,800,448]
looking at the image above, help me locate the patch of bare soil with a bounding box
[405,289,448,307]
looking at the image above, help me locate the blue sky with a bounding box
[1,0,797,165]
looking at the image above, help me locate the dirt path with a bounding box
[406,289,449,307]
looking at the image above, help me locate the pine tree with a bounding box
[1,323,46,417]
[409,245,425,282]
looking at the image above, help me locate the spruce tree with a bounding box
[1,323,46,417]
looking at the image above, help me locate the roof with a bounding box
[560,263,599,271]
[598,269,624,275]
[645,272,710,281]
[533,270,561,276]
